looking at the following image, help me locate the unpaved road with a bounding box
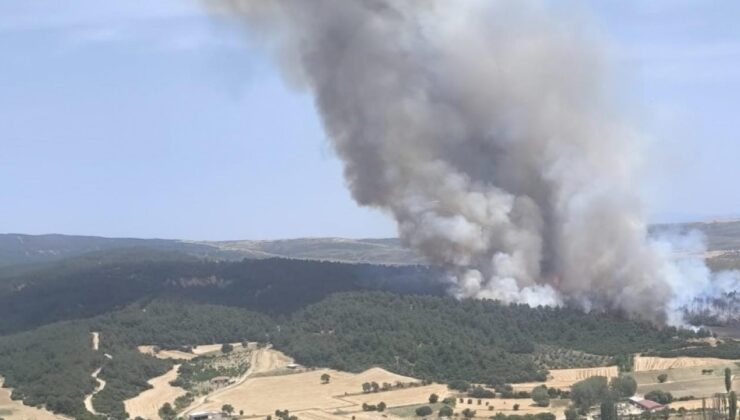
[184,346,292,416]
[83,368,106,415]
[83,332,109,415]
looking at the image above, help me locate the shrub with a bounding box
[439,405,454,417]
[657,374,668,383]
[416,406,434,417]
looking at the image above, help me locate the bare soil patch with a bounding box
[124,365,186,420]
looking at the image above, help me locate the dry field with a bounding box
[514,366,618,391]
[455,397,571,417]
[124,365,186,420]
[188,366,437,417]
[633,356,732,371]
[0,379,64,420]
[634,362,739,398]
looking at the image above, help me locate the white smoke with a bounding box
[210,0,739,324]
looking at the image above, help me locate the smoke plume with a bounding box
[211,0,738,324]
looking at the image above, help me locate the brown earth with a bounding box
[124,365,186,420]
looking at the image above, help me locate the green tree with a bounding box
[645,390,673,405]
[221,343,234,354]
[222,404,235,415]
[371,381,380,392]
[439,405,454,417]
[416,406,433,417]
[571,376,610,411]
[729,391,737,420]
[532,385,550,407]
[600,400,617,420]
[377,402,386,412]
[727,368,733,393]
[657,374,668,383]
[321,373,331,384]
[610,375,637,398]
[461,408,476,418]
[448,380,470,392]
[429,393,439,403]
[158,403,176,420]
[564,408,579,420]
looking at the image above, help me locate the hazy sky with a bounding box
[1,1,739,240]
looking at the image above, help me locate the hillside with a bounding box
[0,234,425,268]
[0,250,442,335]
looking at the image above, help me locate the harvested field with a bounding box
[124,365,186,420]
[634,362,739,398]
[514,366,618,391]
[0,378,64,420]
[189,367,429,416]
[633,356,733,371]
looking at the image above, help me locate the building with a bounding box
[188,411,227,420]
[628,396,665,412]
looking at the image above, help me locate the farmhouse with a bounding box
[628,396,665,412]
[189,411,228,420]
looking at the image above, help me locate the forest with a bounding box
[0,251,737,419]
[0,293,732,419]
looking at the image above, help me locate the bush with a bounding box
[429,393,439,403]
[439,405,454,417]
[461,408,476,419]
[657,374,668,383]
[645,390,673,405]
[378,402,386,412]
[469,386,495,399]
[448,380,471,392]
[532,385,550,407]
[221,343,233,354]
[416,406,433,417]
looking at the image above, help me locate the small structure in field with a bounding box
[286,363,301,370]
[189,411,228,420]
[628,396,665,412]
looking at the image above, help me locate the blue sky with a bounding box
[1,1,739,240]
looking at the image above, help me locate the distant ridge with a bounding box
[0,233,425,268]
[4,218,740,269]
